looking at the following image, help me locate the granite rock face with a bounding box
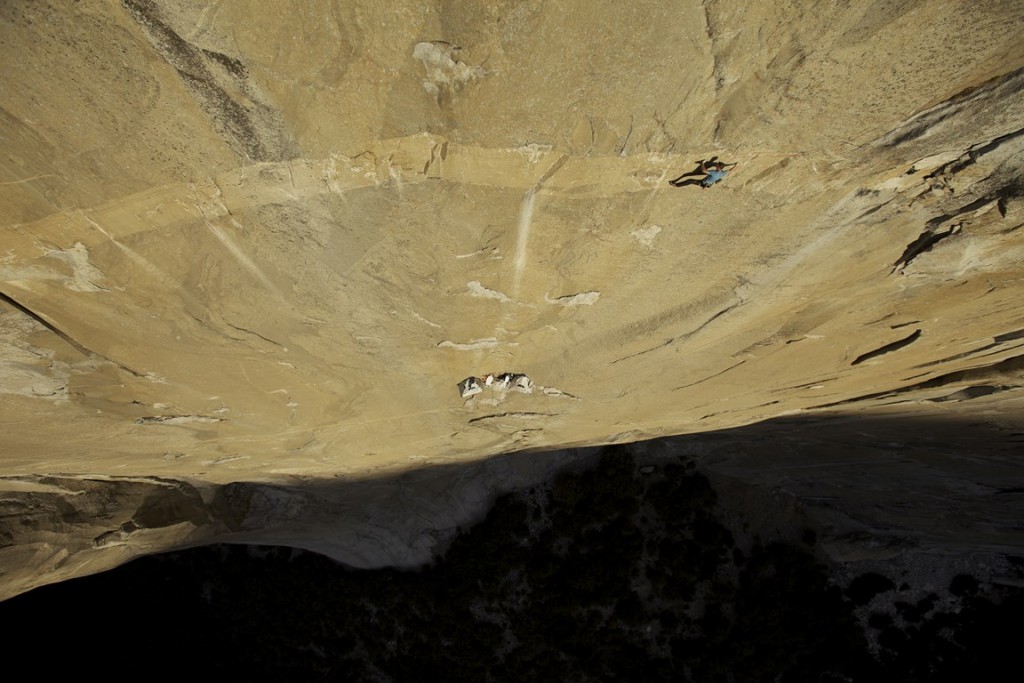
[1,1,1023,600]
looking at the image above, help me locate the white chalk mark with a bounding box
[468,280,512,303]
[140,415,223,425]
[455,247,499,260]
[43,242,107,292]
[411,310,442,328]
[437,338,500,350]
[322,157,350,208]
[545,291,600,307]
[515,143,553,163]
[541,386,580,400]
[388,163,404,198]
[0,174,57,186]
[631,224,662,247]
[412,42,484,100]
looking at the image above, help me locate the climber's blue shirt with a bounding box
[701,169,728,187]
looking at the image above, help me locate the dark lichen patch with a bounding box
[121,0,295,161]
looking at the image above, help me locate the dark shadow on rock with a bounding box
[1,413,1022,680]
[669,156,718,186]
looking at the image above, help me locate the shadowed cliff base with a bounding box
[2,412,1022,599]
[2,414,1023,680]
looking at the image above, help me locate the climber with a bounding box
[669,157,738,189]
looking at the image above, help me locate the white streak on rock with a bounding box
[513,189,536,295]
[205,222,281,296]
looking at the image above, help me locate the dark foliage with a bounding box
[846,571,896,605]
